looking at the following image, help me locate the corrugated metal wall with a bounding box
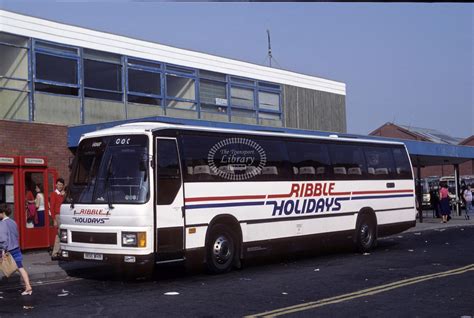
[283,85,346,133]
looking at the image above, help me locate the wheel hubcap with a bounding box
[360,224,372,245]
[213,235,232,264]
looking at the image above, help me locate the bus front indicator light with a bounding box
[138,232,146,248]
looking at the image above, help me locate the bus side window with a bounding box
[392,148,413,179]
[363,146,396,180]
[181,134,221,182]
[286,141,331,181]
[156,139,181,205]
[328,144,368,180]
[253,138,291,181]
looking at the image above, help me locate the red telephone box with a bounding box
[0,155,58,250]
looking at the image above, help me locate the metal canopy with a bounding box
[67,116,474,166]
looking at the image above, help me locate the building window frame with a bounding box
[0,41,30,90]
[0,33,31,121]
[198,70,229,118]
[256,85,282,122]
[32,39,80,98]
[229,76,257,119]
[125,56,163,107]
[83,49,123,102]
[164,63,198,113]
[228,76,282,121]
[26,37,284,125]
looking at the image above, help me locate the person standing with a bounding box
[50,178,65,260]
[0,204,33,295]
[34,183,45,227]
[463,185,473,220]
[439,183,451,223]
[430,186,440,218]
[25,190,37,228]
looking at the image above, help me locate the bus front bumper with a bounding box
[60,250,155,266]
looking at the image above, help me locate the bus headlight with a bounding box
[60,229,68,243]
[122,232,146,247]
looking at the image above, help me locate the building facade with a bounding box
[0,10,346,132]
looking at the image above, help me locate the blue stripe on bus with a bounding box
[185,194,412,210]
[351,194,414,200]
[185,201,266,210]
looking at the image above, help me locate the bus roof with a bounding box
[80,121,406,147]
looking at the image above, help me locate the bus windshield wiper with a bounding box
[140,153,148,182]
[68,158,77,209]
[105,155,115,210]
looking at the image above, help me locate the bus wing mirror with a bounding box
[68,157,74,171]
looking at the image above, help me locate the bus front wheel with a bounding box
[355,214,377,253]
[206,224,237,274]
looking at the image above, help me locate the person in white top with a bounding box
[463,185,473,220]
[35,183,45,227]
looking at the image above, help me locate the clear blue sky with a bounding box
[2,1,473,138]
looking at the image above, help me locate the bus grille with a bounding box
[71,232,117,245]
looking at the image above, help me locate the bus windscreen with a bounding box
[67,135,149,205]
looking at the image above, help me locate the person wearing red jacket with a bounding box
[50,178,65,260]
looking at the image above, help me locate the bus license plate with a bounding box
[84,253,103,261]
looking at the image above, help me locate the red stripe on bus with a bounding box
[267,193,292,199]
[185,194,267,203]
[268,191,352,198]
[330,191,352,196]
[352,189,413,195]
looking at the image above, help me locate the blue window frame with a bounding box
[257,81,282,121]
[229,76,282,121]
[0,33,31,120]
[165,64,197,111]
[83,49,123,102]
[229,76,257,118]
[257,81,282,120]
[33,40,80,97]
[126,57,163,106]
[27,37,283,125]
[199,70,228,115]
[258,91,280,112]
[0,38,29,91]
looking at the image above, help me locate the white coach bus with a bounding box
[59,122,416,274]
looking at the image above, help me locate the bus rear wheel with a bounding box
[355,214,377,253]
[206,224,237,274]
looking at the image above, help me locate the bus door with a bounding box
[21,169,50,249]
[155,137,185,262]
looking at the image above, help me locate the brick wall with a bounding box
[460,137,474,176]
[0,120,73,182]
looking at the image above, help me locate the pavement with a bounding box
[1,209,473,285]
